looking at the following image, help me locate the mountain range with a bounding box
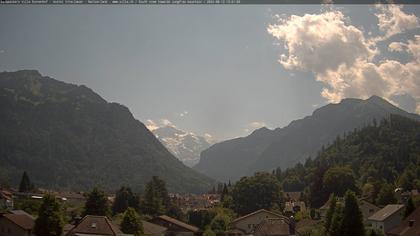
[194,96,420,182]
[0,70,214,193]
[151,126,213,167]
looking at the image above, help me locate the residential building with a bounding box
[0,191,13,210]
[228,209,290,235]
[359,200,380,224]
[284,201,306,217]
[66,215,132,236]
[150,215,199,236]
[143,220,167,236]
[253,218,297,236]
[368,204,405,233]
[0,213,34,236]
[387,207,420,236]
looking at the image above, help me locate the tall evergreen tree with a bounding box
[340,191,365,236]
[84,187,110,216]
[34,194,64,236]
[220,184,229,202]
[324,193,337,232]
[404,197,415,218]
[112,186,139,215]
[18,171,33,193]
[121,207,143,236]
[329,204,343,236]
[142,176,170,216]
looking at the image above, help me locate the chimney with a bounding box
[408,220,415,227]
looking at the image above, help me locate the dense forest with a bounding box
[274,114,420,208]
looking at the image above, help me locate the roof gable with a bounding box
[231,209,286,224]
[368,204,405,222]
[154,215,199,233]
[2,214,35,230]
[67,215,122,236]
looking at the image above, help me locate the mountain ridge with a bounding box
[0,70,214,193]
[194,95,420,182]
[151,125,213,167]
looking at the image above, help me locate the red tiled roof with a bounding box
[2,214,35,230]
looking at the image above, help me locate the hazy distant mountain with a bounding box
[152,126,213,167]
[194,96,420,182]
[0,70,214,193]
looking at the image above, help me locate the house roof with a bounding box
[253,218,292,236]
[387,207,420,236]
[8,210,35,220]
[295,219,320,231]
[66,215,123,236]
[231,209,286,224]
[0,191,12,200]
[359,200,380,211]
[142,220,167,235]
[368,204,405,222]
[2,213,35,230]
[155,215,199,233]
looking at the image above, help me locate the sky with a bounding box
[0,5,419,140]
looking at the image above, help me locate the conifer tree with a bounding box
[34,194,64,236]
[19,171,33,193]
[84,187,110,216]
[142,176,170,216]
[404,197,415,218]
[121,207,143,236]
[340,191,365,236]
[329,204,343,236]
[220,184,229,202]
[324,193,337,232]
[112,186,139,215]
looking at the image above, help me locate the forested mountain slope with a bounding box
[0,70,214,193]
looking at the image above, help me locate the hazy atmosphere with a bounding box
[1,5,419,140]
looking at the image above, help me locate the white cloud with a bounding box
[248,121,266,129]
[267,11,376,75]
[268,7,420,113]
[376,5,419,40]
[145,118,176,131]
[388,41,405,52]
[179,111,188,117]
[244,121,267,133]
[160,119,176,127]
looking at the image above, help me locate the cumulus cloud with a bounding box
[267,11,376,74]
[268,6,420,113]
[376,5,419,40]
